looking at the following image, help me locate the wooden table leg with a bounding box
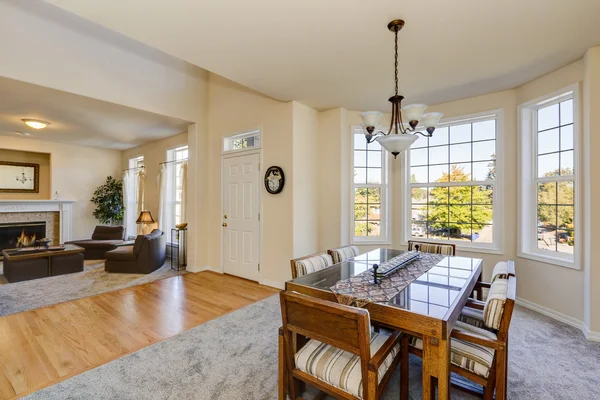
[421,336,451,400]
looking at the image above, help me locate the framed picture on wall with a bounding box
[0,161,40,193]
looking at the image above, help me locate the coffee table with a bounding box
[2,244,85,283]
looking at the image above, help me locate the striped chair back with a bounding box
[408,240,456,256]
[327,245,360,264]
[290,252,334,279]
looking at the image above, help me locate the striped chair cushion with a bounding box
[295,332,400,399]
[409,321,497,378]
[295,254,333,277]
[491,261,510,282]
[458,306,486,329]
[483,278,509,330]
[407,242,454,255]
[329,245,360,264]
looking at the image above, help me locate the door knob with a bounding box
[222,222,228,227]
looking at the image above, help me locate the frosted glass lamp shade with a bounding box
[359,111,383,128]
[401,104,428,123]
[421,112,443,129]
[376,134,418,158]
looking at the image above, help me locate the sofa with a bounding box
[104,229,166,274]
[66,225,125,260]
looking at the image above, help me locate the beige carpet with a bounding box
[0,260,187,316]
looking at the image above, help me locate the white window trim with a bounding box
[350,125,391,245]
[222,128,262,154]
[399,109,505,254]
[518,83,581,269]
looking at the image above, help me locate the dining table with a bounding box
[285,247,483,400]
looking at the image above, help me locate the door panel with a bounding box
[222,153,260,281]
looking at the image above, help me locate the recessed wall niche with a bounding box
[0,149,51,200]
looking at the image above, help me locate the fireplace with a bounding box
[0,221,47,251]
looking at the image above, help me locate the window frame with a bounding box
[223,129,262,154]
[164,145,188,242]
[518,84,581,269]
[350,125,390,245]
[400,109,505,254]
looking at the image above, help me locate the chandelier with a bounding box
[360,19,443,158]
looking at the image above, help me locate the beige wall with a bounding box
[0,149,51,200]
[0,137,122,240]
[292,101,320,257]
[122,132,188,226]
[207,73,294,287]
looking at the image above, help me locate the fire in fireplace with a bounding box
[0,221,47,251]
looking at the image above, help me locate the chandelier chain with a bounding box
[394,28,399,96]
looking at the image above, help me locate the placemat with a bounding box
[330,253,446,307]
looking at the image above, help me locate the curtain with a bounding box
[157,163,168,231]
[180,161,188,224]
[122,170,129,236]
[136,169,146,235]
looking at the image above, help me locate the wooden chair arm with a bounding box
[368,330,402,372]
[466,299,486,310]
[475,281,491,289]
[451,330,505,351]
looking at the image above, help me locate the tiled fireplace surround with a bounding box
[0,200,75,244]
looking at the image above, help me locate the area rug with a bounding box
[25,296,600,400]
[0,260,187,317]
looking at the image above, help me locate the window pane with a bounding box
[411,166,427,183]
[368,205,381,220]
[538,103,559,131]
[558,181,574,204]
[367,222,381,236]
[428,222,449,240]
[354,168,367,184]
[354,188,368,206]
[429,127,448,146]
[429,145,449,165]
[367,151,382,168]
[451,224,472,241]
[367,168,382,184]
[474,185,493,204]
[355,221,367,237]
[354,204,367,220]
[560,150,574,174]
[354,151,367,167]
[472,205,493,224]
[367,188,381,203]
[537,182,557,205]
[537,128,560,154]
[354,134,366,150]
[412,135,428,148]
[449,185,471,204]
[557,206,574,229]
[538,153,559,177]
[452,163,472,182]
[367,140,381,151]
[428,204,448,223]
[450,143,471,163]
[411,221,427,237]
[412,187,428,204]
[411,148,428,166]
[472,161,494,181]
[557,229,574,254]
[449,205,471,223]
[473,225,493,243]
[450,124,471,144]
[537,205,556,229]
[411,205,427,221]
[560,99,573,125]
[429,164,449,183]
[473,120,495,140]
[429,187,449,204]
[472,140,496,161]
[560,125,574,151]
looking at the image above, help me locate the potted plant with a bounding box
[91,176,124,225]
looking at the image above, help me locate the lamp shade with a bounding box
[376,134,418,158]
[359,111,383,128]
[401,104,428,123]
[420,112,444,129]
[136,210,155,224]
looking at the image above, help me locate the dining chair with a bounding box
[405,276,516,400]
[407,240,456,256]
[328,245,360,264]
[472,260,516,301]
[290,251,334,279]
[280,291,407,400]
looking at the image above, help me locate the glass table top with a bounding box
[288,248,483,319]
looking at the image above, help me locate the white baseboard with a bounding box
[516,297,600,342]
[186,265,220,273]
[260,279,284,290]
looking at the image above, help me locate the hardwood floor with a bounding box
[0,271,279,399]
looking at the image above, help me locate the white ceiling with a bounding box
[45,0,600,112]
[0,77,191,150]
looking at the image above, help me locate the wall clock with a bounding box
[264,166,285,194]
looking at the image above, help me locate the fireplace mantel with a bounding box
[0,200,76,242]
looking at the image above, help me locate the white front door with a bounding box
[222,152,260,281]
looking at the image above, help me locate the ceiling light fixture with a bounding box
[360,19,444,159]
[21,119,50,130]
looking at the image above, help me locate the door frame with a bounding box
[220,148,263,281]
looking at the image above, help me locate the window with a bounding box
[351,127,389,243]
[404,112,501,251]
[165,146,188,238]
[125,156,144,239]
[519,86,578,268]
[223,130,261,153]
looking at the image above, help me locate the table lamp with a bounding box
[136,210,155,235]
